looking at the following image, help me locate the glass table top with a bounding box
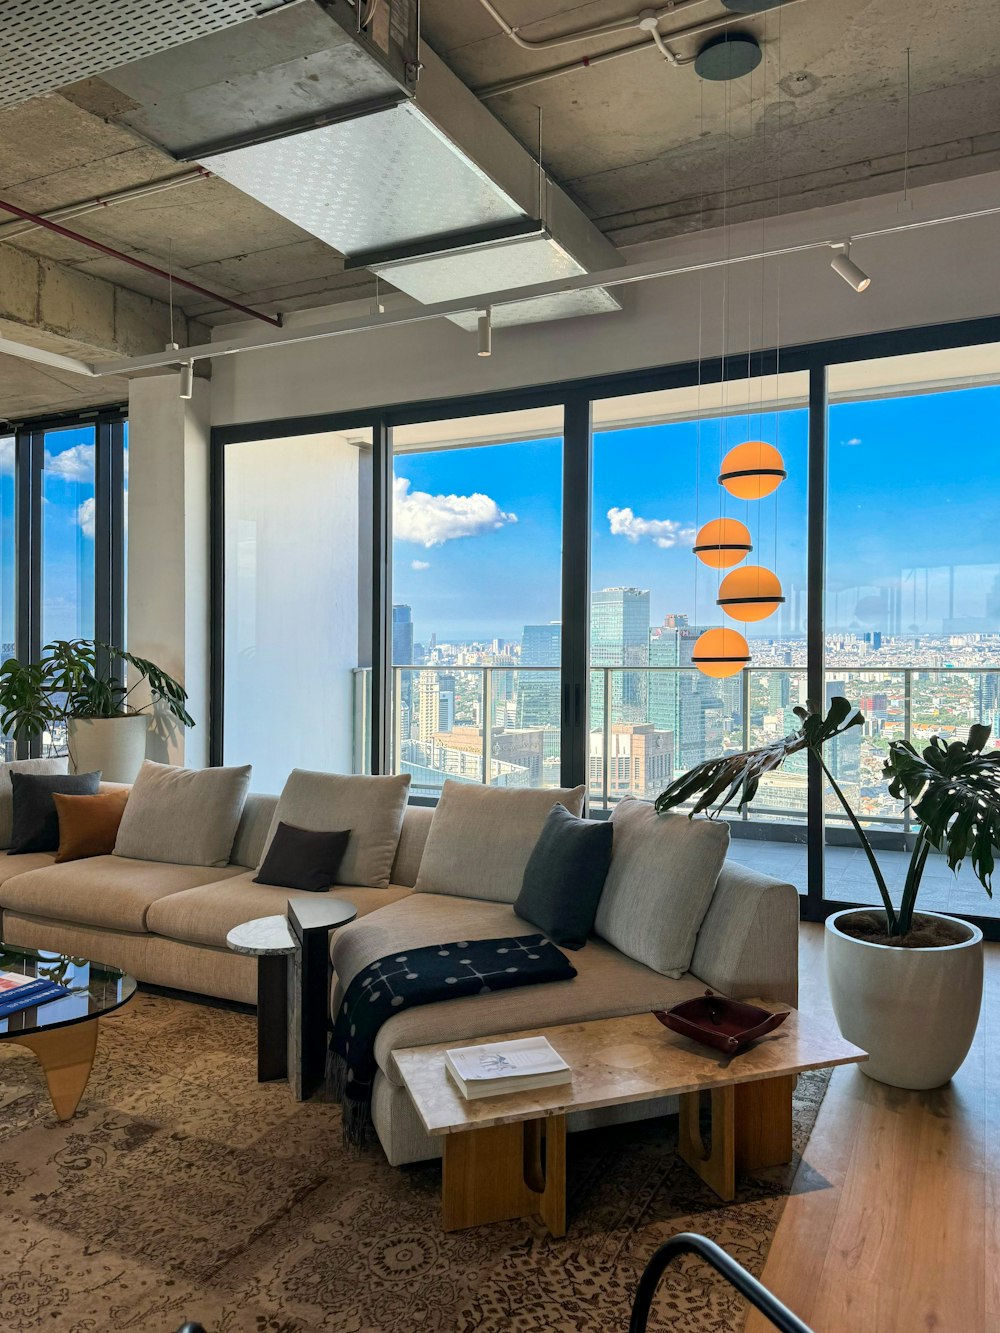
[0,943,136,1039]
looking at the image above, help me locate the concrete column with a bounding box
[126,372,210,766]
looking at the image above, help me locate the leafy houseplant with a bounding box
[655,697,999,1088]
[0,640,193,781]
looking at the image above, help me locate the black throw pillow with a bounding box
[9,770,103,854]
[253,821,351,892]
[514,802,614,950]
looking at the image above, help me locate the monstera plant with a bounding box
[656,698,1000,1090]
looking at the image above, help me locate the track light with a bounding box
[477,307,492,357]
[179,360,194,399]
[830,241,871,292]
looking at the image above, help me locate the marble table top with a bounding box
[226,915,298,956]
[395,1002,867,1137]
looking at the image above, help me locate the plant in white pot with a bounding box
[656,698,999,1090]
[0,639,194,783]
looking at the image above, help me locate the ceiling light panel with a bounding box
[0,0,286,108]
[202,104,527,255]
[372,234,621,329]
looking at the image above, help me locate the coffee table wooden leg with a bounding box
[14,1017,99,1121]
[442,1115,566,1235]
[678,1085,736,1201]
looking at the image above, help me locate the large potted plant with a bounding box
[0,639,194,783]
[656,698,998,1090]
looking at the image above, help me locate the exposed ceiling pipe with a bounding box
[0,196,282,328]
[0,169,211,242]
[476,0,710,50]
[477,0,810,99]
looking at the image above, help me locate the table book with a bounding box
[0,969,70,1018]
[445,1035,571,1100]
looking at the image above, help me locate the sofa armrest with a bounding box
[689,861,799,1008]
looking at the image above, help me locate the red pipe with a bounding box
[0,196,282,329]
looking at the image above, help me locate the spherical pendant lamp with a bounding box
[692,517,753,569]
[718,441,786,500]
[717,565,785,622]
[692,627,751,678]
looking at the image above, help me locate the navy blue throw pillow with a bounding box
[9,770,102,854]
[514,803,614,950]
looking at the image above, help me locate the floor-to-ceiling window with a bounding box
[41,425,96,646]
[390,407,564,795]
[0,431,15,761]
[222,428,372,792]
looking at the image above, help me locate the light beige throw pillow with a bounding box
[113,760,252,867]
[414,780,587,904]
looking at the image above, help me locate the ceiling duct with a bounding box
[97,0,621,330]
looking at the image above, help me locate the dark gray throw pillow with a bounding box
[514,803,614,950]
[9,770,102,854]
[253,821,351,892]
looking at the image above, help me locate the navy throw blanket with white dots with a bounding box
[328,935,577,1147]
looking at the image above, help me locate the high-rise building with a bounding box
[649,622,680,736]
[437,674,456,732]
[393,604,414,720]
[676,626,724,770]
[591,587,650,726]
[515,623,561,728]
[417,670,440,746]
[588,723,674,802]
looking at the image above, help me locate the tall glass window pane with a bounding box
[0,432,14,761]
[826,345,1000,919]
[391,407,564,795]
[223,430,371,791]
[42,425,96,645]
[590,374,810,886]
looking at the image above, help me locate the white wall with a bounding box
[210,172,1000,426]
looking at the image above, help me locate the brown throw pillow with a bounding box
[53,789,130,863]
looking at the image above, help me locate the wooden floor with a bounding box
[747,922,999,1333]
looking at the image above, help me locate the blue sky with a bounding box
[392,384,1000,647]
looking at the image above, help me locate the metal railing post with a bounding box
[392,667,402,779]
[741,667,752,821]
[482,667,493,784]
[902,668,913,837]
[602,669,612,808]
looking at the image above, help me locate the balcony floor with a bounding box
[727,836,997,920]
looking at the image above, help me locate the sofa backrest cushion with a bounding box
[113,759,252,867]
[0,757,69,849]
[260,770,411,889]
[413,780,586,904]
[390,803,434,887]
[593,795,730,978]
[230,792,279,869]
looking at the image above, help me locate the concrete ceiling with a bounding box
[1,0,999,418]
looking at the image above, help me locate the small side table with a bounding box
[226,897,356,1096]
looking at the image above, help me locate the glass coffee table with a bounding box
[0,943,136,1121]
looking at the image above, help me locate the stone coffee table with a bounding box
[396,1002,866,1235]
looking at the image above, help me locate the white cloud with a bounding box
[607,506,696,549]
[45,442,95,481]
[393,475,517,548]
[77,496,95,539]
[843,436,863,447]
[410,559,430,571]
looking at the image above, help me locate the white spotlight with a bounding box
[477,307,492,357]
[179,361,194,399]
[830,241,871,292]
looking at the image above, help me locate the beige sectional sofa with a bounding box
[0,768,799,1168]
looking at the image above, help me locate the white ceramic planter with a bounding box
[67,715,149,784]
[825,908,984,1090]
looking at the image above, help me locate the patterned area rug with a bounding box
[0,993,829,1333]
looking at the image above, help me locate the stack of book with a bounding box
[0,970,71,1019]
[445,1036,571,1100]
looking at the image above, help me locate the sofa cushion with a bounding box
[261,771,410,890]
[114,760,252,867]
[0,851,56,885]
[0,856,247,933]
[0,757,69,849]
[514,803,613,949]
[254,821,350,892]
[54,788,130,863]
[146,873,411,949]
[594,796,730,979]
[331,892,706,1087]
[413,781,586,903]
[390,805,433,888]
[10,770,101,854]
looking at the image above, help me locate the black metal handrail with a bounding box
[629,1232,813,1333]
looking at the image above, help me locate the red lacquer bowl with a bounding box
[653,990,789,1053]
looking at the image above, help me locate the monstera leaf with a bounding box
[655,696,863,819]
[885,726,1000,896]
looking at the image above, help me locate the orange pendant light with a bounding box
[718,440,786,500]
[692,517,753,569]
[692,627,751,678]
[717,565,785,622]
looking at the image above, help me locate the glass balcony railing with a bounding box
[353,664,1000,829]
